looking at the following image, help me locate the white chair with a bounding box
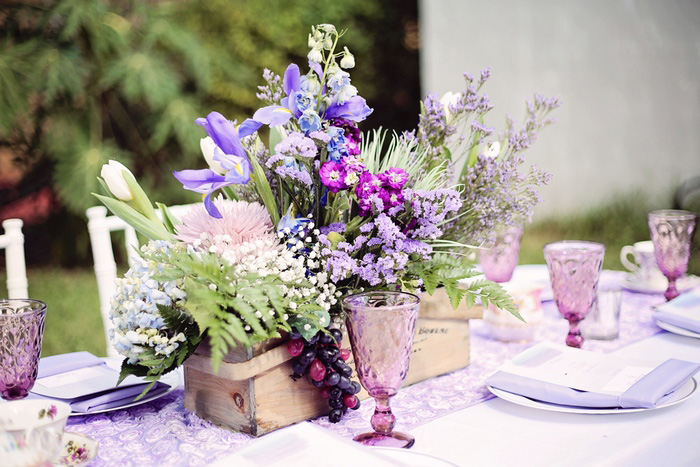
[86,204,196,357]
[0,218,29,299]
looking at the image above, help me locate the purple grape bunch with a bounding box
[287,326,361,423]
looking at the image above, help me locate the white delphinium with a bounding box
[109,241,188,364]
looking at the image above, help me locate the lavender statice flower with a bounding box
[406,188,462,240]
[501,94,561,158]
[444,152,552,245]
[256,68,284,105]
[273,164,313,187]
[417,92,454,162]
[319,213,433,287]
[319,223,347,235]
[274,132,317,159]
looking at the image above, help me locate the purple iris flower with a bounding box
[324,96,373,122]
[173,111,254,218]
[251,64,302,128]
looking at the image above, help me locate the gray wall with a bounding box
[420,0,700,218]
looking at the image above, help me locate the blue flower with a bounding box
[299,109,321,133]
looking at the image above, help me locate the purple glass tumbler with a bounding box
[479,226,524,282]
[0,299,47,400]
[544,241,604,348]
[648,210,698,301]
[342,291,420,449]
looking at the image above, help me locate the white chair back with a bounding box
[86,204,196,357]
[0,219,29,299]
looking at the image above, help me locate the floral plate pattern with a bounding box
[55,432,98,466]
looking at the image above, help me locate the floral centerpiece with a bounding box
[95,24,557,424]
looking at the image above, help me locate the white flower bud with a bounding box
[101,160,134,201]
[308,46,323,63]
[340,47,355,69]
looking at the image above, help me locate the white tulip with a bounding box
[101,160,134,201]
[486,141,501,159]
[200,137,226,175]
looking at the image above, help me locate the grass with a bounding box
[1,194,698,357]
[521,195,700,275]
[0,268,106,357]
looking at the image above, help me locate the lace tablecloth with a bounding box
[66,270,667,466]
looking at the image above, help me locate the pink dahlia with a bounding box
[176,197,281,262]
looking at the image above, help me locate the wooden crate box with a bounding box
[183,288,483,436]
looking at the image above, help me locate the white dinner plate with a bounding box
[371,447,458,466]
[487,377,697,415]
[654,320,700,339]
[621,274,700,295]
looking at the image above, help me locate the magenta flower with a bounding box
[379,168,409,190]
[355,171,382,199]
[379,188,405,209]
[320,161,348,193]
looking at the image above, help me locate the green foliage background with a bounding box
[1,0,419,266]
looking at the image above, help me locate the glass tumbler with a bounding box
[0,299,47,400]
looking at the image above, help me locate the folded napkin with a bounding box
[32,352,170,413]
[487,359,700,409]
[654,291,700,334]
[37,351,103,378]
[485,343,700,409]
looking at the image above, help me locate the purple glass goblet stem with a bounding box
[0,299,47,401]
[371,395,396,434]
[665,278,679,301]
[565,319,584,348]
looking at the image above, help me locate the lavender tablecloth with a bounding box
[66,269,668,466]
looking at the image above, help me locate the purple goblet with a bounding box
[0,299,47,400]
[479,226,524,282]
[544,241,605,348]
[648,210,698,301]
[342,291,420,449]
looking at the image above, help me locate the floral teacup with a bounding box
[0,399,71,465]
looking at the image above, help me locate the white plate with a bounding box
[371,447,458,466]
[621,274,700,294]
[487,377,697,414]
[655,319,700,339]
[54,432,98,466]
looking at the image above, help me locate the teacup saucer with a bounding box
[54,432,98,466]
[621,274,700,294]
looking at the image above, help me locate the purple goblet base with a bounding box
[664,278,679,301]
[353,431,415,448]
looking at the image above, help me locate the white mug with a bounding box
[619,241,665,286]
